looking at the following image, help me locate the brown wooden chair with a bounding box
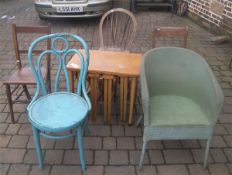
[153,26,188,48]
[3,24,51,123]
[99,8,137,51]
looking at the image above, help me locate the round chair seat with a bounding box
[28,92,88,132]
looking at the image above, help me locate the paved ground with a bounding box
[0,1,232,175]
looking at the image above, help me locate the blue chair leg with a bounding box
[139,140,147,170]
[77,126,86,171]
[32,126,43,170]
[204,137,212,168]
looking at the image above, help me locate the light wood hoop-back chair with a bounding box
[153,26,188,48]
[99,8,137,51]
[3,24,51,123]
[97,8,138,123]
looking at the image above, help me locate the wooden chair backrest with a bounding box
[99,8,137,52]
[11,23,51,69]
[152,26,188,48]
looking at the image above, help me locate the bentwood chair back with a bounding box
[27,33,91,171]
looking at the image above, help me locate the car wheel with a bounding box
[38,14,46,20]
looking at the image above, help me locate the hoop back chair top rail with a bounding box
[99,8,137,51]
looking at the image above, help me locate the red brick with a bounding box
[157,165,188,175]
[44,150,64,165]
[63,150,93,165]
[105,166,135,175]
[9,135,29,148]
[8,164,30,175]
[0,148,26,163]
[0,135,11,147]
[110,151,129,165]
[188,164,210,175]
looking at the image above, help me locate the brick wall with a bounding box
[112,0,232,37]
[188,0,232,36]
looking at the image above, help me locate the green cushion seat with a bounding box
[150,95,210,126]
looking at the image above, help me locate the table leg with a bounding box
[130,0,136,13]
[103,75,114,124]
[120,77,124,122]
[123,77,128,122]
[107,79,112,123]
[104,78,108,123]
[89,74,99,121]
[120,77,128,123]
[128,78,137,125]
[68,70,74,93]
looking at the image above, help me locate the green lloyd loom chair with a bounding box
[27,34,91,171]
[139,47,224,169]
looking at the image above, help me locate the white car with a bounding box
[34,0,112,19]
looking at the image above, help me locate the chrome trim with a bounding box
[35,0,112,18]
[39,11,104,18]
[52,0,88,4]
[88,2,111,7]
[35,3,52,8]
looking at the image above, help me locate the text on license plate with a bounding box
[57,6,83,13]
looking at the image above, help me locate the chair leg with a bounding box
[32,126,43,170]
[46,67,51,93]
[139,140,147,170]
[22,85,31,100]
[171,0,174,13]
[204,137,212,168]
[135,115,143,127]
[5,84,15,123]
[229,57,232,69]
[77,126,86,171]
[83,116,90,136]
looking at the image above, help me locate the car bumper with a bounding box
[35,1,112,18]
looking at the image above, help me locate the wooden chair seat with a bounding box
[3,66,46,84]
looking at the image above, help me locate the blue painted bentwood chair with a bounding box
[27,33,91,171]
[139,47,224,169]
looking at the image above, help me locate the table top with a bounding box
[66,49,143,77]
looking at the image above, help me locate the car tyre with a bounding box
[38,14,46,20]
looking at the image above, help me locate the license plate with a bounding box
[57,6,83,13]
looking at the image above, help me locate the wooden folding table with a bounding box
[67,50,142,125]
